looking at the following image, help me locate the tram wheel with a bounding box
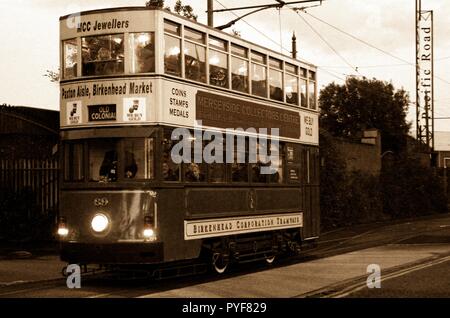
[212,252,228,274]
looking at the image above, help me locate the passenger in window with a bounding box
[162,162,179,181]
[251,162,265,183]
[138,42,155,72]
[124,151,138,179]
[209,163,225,183]
[210,67,227,87]
[232,163,248,182]
[185,163,205,182]
[97,47,111,60]
[99,150,118,182]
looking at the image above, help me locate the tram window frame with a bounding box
[183,132,207,183]
[184,27,207,83]
[251,51,267,98]
[230,43,249,93]
[308,70,317,110]
[250,139,284,184]
[209,48,229,88]
[63,38,78,80]
[269,68,283,102]
[231,56,249,93]
[162,130,181,183]
[164,33,182,77]
[164,20,182,77]
[286,144,301,184]
[285,69,299,106]
[209,36,227,51]
[208,36,229,88]
[81,34,125,77]
[300,68,308,108]
[230,135,249,183]
[63,142,85,182]
[86,138,155,183]
[129,32,156,74]
[164,20,181,36]
[122,138,154,180]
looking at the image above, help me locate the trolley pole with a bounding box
[207,0,214,27]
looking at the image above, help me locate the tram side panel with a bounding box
[160,186,304,262]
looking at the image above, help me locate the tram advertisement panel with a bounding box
[161,80,319,145]
[61,78,318,144]
[60,78,155,127]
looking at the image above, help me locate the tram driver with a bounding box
[99,150,118,182]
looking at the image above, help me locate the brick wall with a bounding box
[333,129,382,176]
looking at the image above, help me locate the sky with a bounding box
[0,0,449,132]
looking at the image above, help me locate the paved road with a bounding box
[0,214,449,298]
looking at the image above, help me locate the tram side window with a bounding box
[308,71,317,109]
[89,139,120,182]
[81,34,124,76]
[231,136,248,183]
[184,38,206,83]
[251,51,267,98]
[164,34,182,76]
[231,57,249,93]
[130,33,155,73]
[209,36,228,88]
[250,140,283,184]
[64,142,84,181]
[184,136,207,183]
[122,138,154,180]
[63,39,78,79]
[269,68,283,102]
[300,78,307,108]
[286,144,301,183]
[162,131,181,182]
[269,142,284,184]
[285,73,299,106]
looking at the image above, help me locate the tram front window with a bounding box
[82,34,124,76]
[129,32,155,73]
[89,139,120,182]
[63,39,78,79]
[85,138,153,182]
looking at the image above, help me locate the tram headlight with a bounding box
[91,213,109,233]
[143,214,156,241]
[57,227,69,236]
[58,217,69,237]
[143,228,154,238]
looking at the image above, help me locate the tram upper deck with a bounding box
[60,6,318,145]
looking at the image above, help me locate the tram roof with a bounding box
[59,6,316,70]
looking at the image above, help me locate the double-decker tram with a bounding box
[58,6,320,275]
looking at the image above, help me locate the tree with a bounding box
[44,69,60,83]
[146,0,198,21]
[319,77,411,153]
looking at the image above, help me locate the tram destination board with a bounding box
[196,91,301,139]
